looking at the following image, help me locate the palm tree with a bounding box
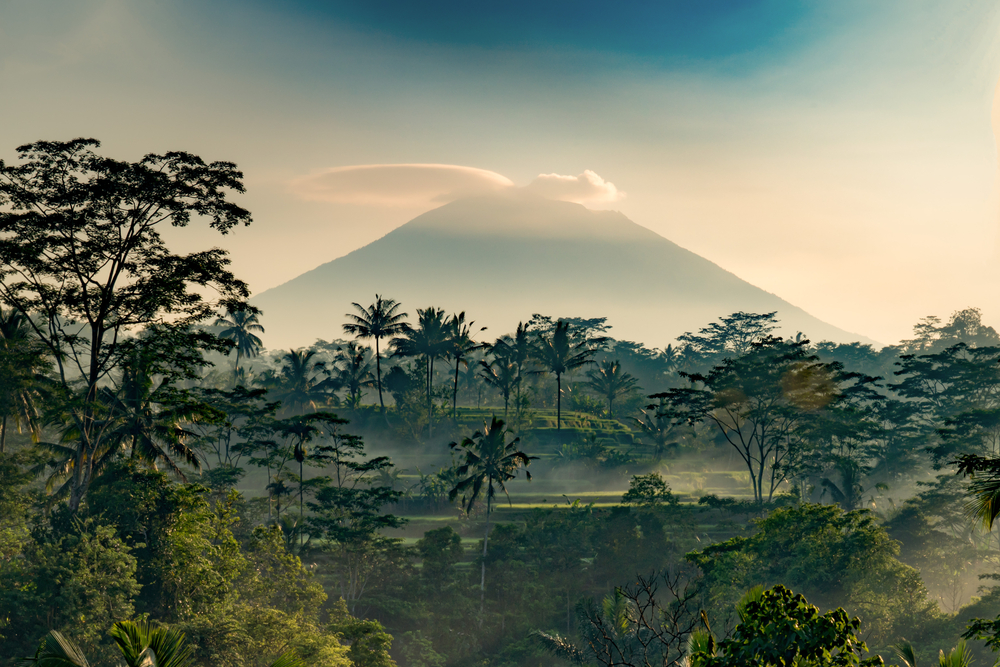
[448,416,535,608]
[445,312,486,419]
[479,357,519,419]
[493,322,531,406]
[272,349,330,415]
[99,349,209,480]
[585,359,639,418]
[0,306,50,453]
[25,621,305,667]
[326,341,376,409]
[533,321,601,430]
[214,308,265,386]
[392,307,450,437]
[343,295,410,413]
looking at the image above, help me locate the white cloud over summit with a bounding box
[290,164,623,209]
[523,170,623,204]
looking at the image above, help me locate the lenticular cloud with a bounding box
[289,163,514,207]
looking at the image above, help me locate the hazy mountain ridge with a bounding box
[255,193,876,349]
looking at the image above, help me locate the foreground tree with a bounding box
[688,585,883,667]
[0,138,252,511]
[535,570,701,667]
[343,295,410,413]
[449,417,534,608]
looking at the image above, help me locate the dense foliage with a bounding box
[9,140,1000,667]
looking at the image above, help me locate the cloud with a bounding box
[289,163,514,207]
[522,170,623,204]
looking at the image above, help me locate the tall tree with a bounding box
[214,308,265,386]
[677,311,779,368]
[533,320,602,430]
[493,322,532,408]
[448,417,534,609]
[392,307,450,437]
[445,312,486,419]
[479,357,519,419]
[343,295,410,413]
[585,359,639,418]
[0,138,252,511]
[655,337,839,504]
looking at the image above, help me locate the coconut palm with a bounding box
[479,357,519,419]
[448,416,535,607]
[533,320,601,430]
[392,307,451,436]
[326,341,376,409]
[493,322,531,406]
[343,295,410,413]
[214,308,265,386]
[272,349,330,415]
[25,621,305,667]
[585,359,639,418]
[445,312,486,418]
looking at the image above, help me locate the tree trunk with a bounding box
[480,493,492,619]
[0,415,6,454]
[428,357,434,438]
[453,357,461,419]
[299,456,305,550]
[375,337,385,412]
[556,372,562,430]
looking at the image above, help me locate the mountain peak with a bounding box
[254,195,874,350]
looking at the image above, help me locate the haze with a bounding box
[3,0,1000,344]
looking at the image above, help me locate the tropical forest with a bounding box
[7,138,1000,667]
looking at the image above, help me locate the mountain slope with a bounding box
[254,193,874,349]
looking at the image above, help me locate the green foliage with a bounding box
[689,585,883,667]
[0,515,140,661]
[688,503,937,644]
[621,472,678,508]
[0,138,252,511]
[655,336,846,504]
[329,597,396,667]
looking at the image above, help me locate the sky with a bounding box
[2,0,1000,346]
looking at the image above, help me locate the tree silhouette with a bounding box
[479,357,519,420]
[271,349,329,415]
[445,312,486,419]
[392,307,450,437]
[326,341,376,409]
[214,308,264,386]
[343,295,410,414]
[448,416,534,611]
[0,139,252,512]
[585,359,639,418]
[533,320,602,430]
[493,322,532,408]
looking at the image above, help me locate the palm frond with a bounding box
[20,631,90,667]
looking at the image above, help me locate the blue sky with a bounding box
[1,0,999,345]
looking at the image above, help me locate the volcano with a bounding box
[253,193,872,349]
